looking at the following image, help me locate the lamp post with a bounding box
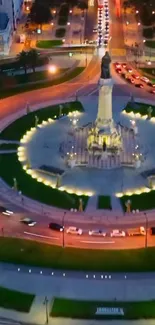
[144,212,148,248]
[43,296,48,324]
[62,211,66,248]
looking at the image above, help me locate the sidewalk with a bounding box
[0,266,155,324]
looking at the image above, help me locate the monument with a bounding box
[62,52,142,169]
[87,51,122,156]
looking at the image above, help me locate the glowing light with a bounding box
[141,115,147,120]
[48,65,57,74]
[125,191,132,196]
[59,187,65,191]
[42,120,48,125]
[76,191,83,196]
[116,192,123,198]
[48,118,54,123]
[44,180,50,186]
[37,177,43,182]
[26,169,33,175]
[134,190,142,195]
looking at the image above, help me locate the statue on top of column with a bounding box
[101,51,111,79]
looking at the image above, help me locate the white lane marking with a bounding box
[24,231,59,240]
[80,241,115,244]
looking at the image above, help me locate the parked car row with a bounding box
[48,223,148,237]
[114,62,155,93]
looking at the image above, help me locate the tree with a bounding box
[78,1,88,10]
[28,49,39,73]
[17,51,28,75]
[30,2,52,25]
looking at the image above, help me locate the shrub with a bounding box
[143,28,154,39]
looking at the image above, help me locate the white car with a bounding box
[66,227,82,235]
[21,218,36,226]
[89,229,106,236]
[110,229,126,237]
[140,76,150,83]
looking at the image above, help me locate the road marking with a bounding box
[80,240,115,244]
[24,231,59,240]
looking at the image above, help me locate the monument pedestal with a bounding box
[96,78,114,132]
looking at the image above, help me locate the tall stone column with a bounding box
[96,78,113,131]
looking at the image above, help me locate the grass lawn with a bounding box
[0,56,48,72]
[120,191,155,211]
[51,298,155,319]
[0,67,84,99]
[0,143,18,150]
[145,40,155,48]
[98,195,112,209]
[0,101,88,210]
[36,40,63,48]
[0,101,83,140]
[0,153,88,210]
[123,102,155,116]
[2,237,155,271]
[0,286,34,312]
[11,68,68,85]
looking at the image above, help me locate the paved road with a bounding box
[1,209,155,250]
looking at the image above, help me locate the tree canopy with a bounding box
[30,2,52,25]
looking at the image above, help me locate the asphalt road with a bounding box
[1,210,155,250]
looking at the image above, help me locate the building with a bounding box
[0,0,23,55]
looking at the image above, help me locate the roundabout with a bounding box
[1,53,155,215]
[1,52,155,255]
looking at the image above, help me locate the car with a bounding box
[66,227,82,235]
[126,77,134,84]
[140,76,149,83]
[93,28,98,33]
[151,89,155,94]
[49,222,64,232]
[135,83,144,88]
[125,67,133,73]
[114,62,121,69]
[89,229,106,236]
[147,82,155,87]
[110,229,126,237]
[20,218,36,226]
[150,227,155,235]
[131,74,140,79]
[0,206,13,216]
[122,63,127,68]
[116,68,122,74]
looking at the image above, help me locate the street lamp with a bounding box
[62,211,66,248]
[144,212,148,248]
[43,296,49,324]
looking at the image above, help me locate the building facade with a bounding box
[0,0,23,55]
